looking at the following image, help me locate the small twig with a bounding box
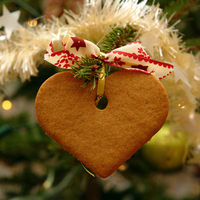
[186,45,200,52]
[169,0,199,23]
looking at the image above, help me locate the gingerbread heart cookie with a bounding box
[35,70,169,178]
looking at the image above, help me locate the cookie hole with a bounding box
[95,95,108,110]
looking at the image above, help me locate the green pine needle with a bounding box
[99,25,137,53]
[71,56,104,88]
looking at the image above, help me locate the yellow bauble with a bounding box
[141,123,188,171]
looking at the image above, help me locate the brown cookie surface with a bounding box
[35,70,169,178]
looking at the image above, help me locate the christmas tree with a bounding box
[0,0,200,199]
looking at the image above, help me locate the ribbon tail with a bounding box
[146,59,174,80]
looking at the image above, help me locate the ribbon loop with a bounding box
[44,34,174,80]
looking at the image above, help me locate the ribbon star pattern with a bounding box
[44,34,174,80]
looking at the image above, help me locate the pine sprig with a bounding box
[100,25,137,53]
[70,25,137,89]
[71,56,104,89]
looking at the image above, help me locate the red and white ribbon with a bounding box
[44,34,173,80]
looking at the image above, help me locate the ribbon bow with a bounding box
[44,34,173,80]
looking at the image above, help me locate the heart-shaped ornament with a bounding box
[35,70,169,178]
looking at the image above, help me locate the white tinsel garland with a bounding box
[0,0,200,163]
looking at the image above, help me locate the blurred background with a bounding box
[0,0,200,200]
